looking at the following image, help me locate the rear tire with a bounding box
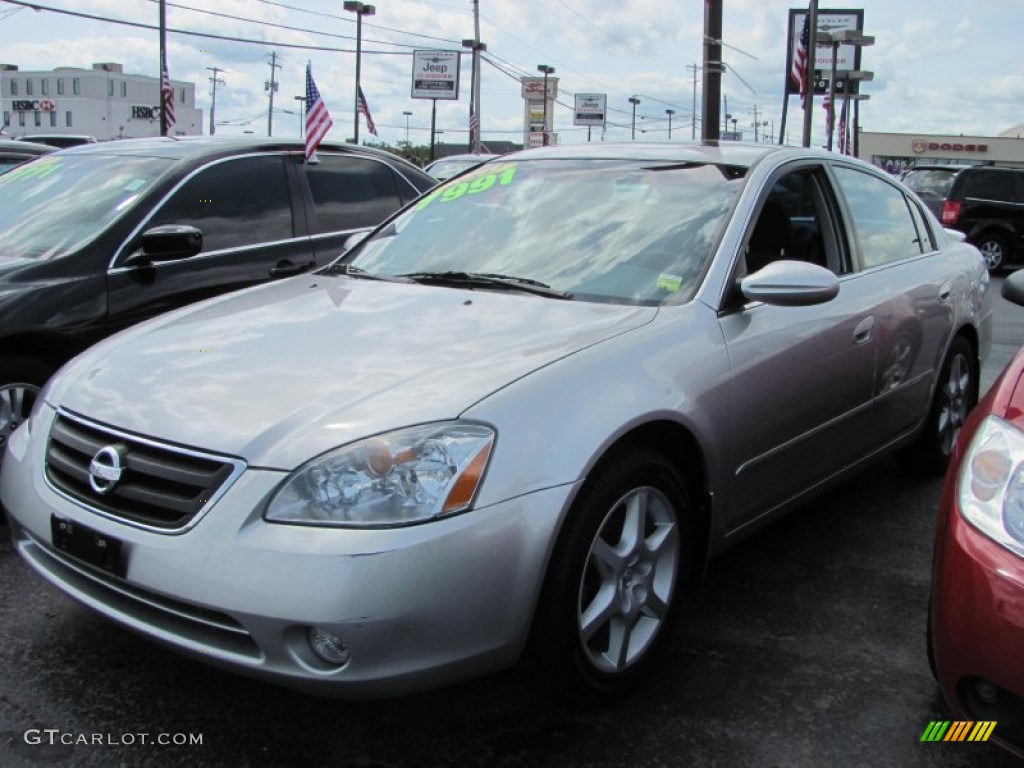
[898,337,976,475]
[975,232,1008,272]
[529,447,693,703]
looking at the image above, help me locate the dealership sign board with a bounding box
[411,50,460,100]
[573,93,606,127]
[785,8,865,96]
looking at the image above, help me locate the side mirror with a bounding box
[123,225,203,267]
[1003,269,1024,307]
[740,260,840,307]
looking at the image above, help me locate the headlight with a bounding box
[265,422,495,527]
[958,415,1024,557]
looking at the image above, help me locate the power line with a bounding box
[0,0,414,54]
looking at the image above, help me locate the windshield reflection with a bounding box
[349,159,743,306]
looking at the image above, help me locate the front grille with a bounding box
[45,411,244,531]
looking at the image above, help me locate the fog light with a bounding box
[975,678,1000,705]
[308,627,350,666]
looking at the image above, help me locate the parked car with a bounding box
[0,136,435,460]
[424,152,500,181]
[1,142,992,702]
[929,269,1024,758]
[903,164,1024,272]
[0,138,54,172]
[899,164,970,218]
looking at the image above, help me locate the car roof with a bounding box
[0,139,55,154]
[508,141,819,168]
[53,135,428,170]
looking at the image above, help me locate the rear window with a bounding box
[901,169,958,199]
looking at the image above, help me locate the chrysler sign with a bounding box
[411,50,460,100]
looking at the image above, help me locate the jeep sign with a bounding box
[574,93,606,127]
[411,50,460,100]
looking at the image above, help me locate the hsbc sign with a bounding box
[12,99,56,112]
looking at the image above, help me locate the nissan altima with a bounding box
[1,142,992,701]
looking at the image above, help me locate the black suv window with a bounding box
[304,155,404,234]
[961,170,1018,203]
[147,155,294,252]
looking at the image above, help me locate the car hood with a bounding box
[52,276,656,468]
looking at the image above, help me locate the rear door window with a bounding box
[833,166,925,269]
[961,170,1016,202]
[303,155,404,234]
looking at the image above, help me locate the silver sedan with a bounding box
[1,142,992,701]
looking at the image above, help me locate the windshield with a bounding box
[347,158,743,305]
[0,153,173,258]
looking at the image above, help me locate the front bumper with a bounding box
[931,496,1024,756]
[1,405,575,697]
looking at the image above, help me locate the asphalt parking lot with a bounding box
[1,275,1023,768]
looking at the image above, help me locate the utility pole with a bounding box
[686,63,700,139]
[462,1,484,153]
[265,51,280,137]
[159,0,167,137]
[702,0,723,141]
[802,0,819,148]
[207,67,225,135]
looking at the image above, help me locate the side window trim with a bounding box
[109,152,304,270]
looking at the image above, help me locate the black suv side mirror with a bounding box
[123,225,203,267]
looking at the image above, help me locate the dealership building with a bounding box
[0,62,202,140]
[858,130,1024,172]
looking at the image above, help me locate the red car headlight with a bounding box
[958,415,1024,556]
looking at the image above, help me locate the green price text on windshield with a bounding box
[416,164,517,211]
[0,156,62,185]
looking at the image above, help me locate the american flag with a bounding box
[837,96,851,155]
[469,107,479,146]
[357,86,377,137]
[161,59,176,131]
[823,88,833,139]
[305,62,333,163]
[790,10,810,100]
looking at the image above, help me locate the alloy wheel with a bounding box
[936,352,971,458]
[0,382,39,456]
[577,485,680,674]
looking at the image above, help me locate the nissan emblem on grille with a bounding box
[88,446,125,494]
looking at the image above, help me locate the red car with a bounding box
[930,269,1024,757]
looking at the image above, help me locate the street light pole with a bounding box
[629,96,640,140]
[403,110,412,145]
[294,95,306,138]
[343,2,375,145]
[666,109,675,139]
[537,65,555,146]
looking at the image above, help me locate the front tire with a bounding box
[530,447,693,703]
[0,357,49,464]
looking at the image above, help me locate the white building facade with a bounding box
[0,62,202,140]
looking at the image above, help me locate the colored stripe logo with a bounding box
[921,721,996,742]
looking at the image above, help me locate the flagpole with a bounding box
[159,0,167,137]
[801,0,818,148]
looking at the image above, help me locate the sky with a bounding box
[1,0,1022,150]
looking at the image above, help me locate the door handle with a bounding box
[269,259,315,278]
[939,281,953,302]
[853,316,875,345]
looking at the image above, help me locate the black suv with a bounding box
[0,136,435,454]
[902,164,1024,271]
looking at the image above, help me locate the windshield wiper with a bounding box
[320,263,412,282]
[398,271,573,299]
